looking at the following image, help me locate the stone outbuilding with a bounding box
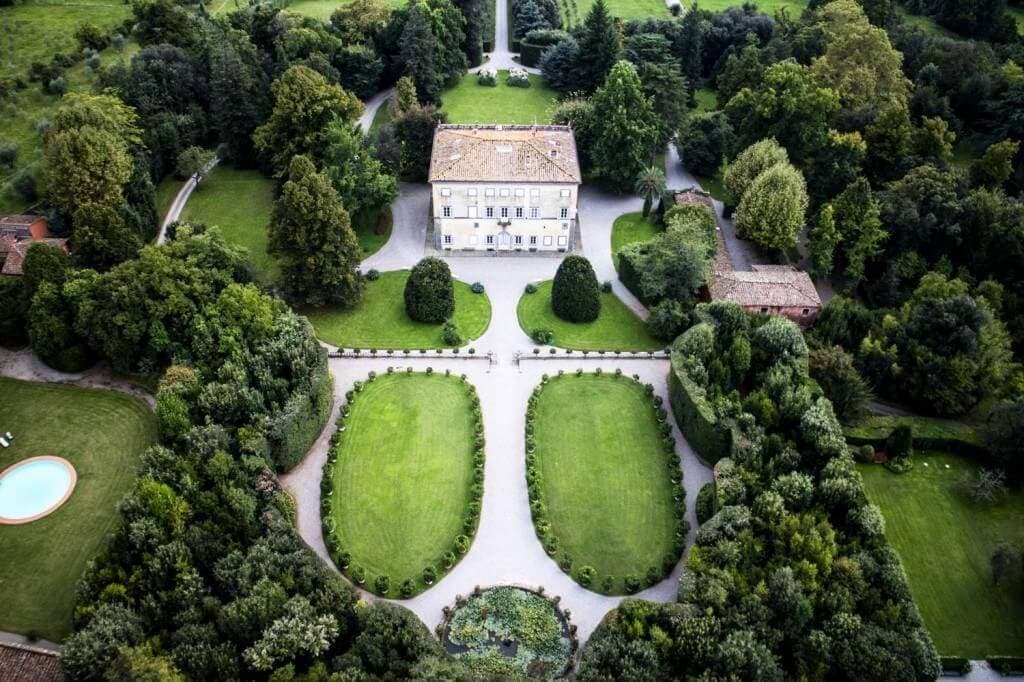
[710,265,821,325]
[0,215,67,276]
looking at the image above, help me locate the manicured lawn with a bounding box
[517,280,662,351]
[860,453,1024,657]
[306,270,491,349]
[328,373,477,595]
[698,0,807,13]
[351,207,393,258]
[0,378,156,641]
[611,212,662,268]
[442,71,559,125]
[845,414,982,448]
[177,165,278,282]
[531,374,678,592]
[281,0,405,19]
[575,0,666,19]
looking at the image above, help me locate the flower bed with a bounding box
[441,586,575,679]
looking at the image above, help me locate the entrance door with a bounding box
[497,230,512,250]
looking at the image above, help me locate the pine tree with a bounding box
[208,30,269,166]
[678,1,703,101]
[589,61,659,191]
[268,156,365,308]
[574,0,619,93]
[401,3,441,104]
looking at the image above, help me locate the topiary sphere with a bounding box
[551,255,600,323]
[404,257,454,323]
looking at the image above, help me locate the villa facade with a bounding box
[428,124,581,252]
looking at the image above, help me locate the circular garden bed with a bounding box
[441,586,575,678]
[321,369,485,598]
[526,371,687,594]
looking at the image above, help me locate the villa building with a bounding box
[428,124,581,252]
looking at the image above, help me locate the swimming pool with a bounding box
[0,456,77,524]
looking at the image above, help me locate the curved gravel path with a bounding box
[0,347,155,409]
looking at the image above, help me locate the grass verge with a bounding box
[442,71,559,125]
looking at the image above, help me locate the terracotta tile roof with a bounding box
[673,190,733,271]
[674,189,715,209]
[710,267,821,309]
[0,215,49,243]
[1,238,68,276]
[429,125,581,184]
[0,642,63,681]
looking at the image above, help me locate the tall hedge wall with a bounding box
[667,363,732,464]
[271,357,334,472]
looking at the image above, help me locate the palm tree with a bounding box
[635,165,666,217]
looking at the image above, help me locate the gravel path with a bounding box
[0,347,155,409]
[157,157,220,245]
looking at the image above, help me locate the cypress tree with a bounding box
[400,3,441,105]
[268,155,365,308]
[574,0,619,93]
[552,255,600,323]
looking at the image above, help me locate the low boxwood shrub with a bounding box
[939,657,971,675]
[577,565,595,587]
[365,268,380,281]
[987,657,1024,674]
[423,565,437,584]
[525,282,538,294]
[375,575,391,595]
[400,578,415,597]
[624,574,642,593]
[470,281,485,294]
[348,564,365,584]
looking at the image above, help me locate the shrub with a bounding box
[885,424,913,461]
[624,574,642,593]
[470,282,485,294]
[853,444,875,463]
[695,482,715,524]
[400,578,415,597]
[600,280,612,293]
[375,575,391,595]
[601,575,614,593]
[0,142,17,169]
[577,565,596,587]
[647,299,688,342]
[11,168,38,202]
[46,77,68,96]
[507,67,531,87]
[477,68,498,86]
[404,257,454,323]
[525,282,538,294]
[366,268,380,281]
[454,534,471,553]
[423,565,437,584]
[552,255,600,322]
[349,564,365,583]
[442,320,463,346]
[532,328,554,345]
[74,23,109,51]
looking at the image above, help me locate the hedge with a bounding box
[618,249,652,306]
[987,657,1024,674]
[844,414,985,460]
[270,355,334,472]
[520,30,568,67]
[938,657,971,675]
[667,360,732,464]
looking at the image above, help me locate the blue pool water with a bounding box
[0,459,73,521]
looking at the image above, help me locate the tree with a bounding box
[589,62,660,191]
[453,0,486,66]
[45,93,141,219]
[677,1,703,92]
[321,121,398,216]
[208,29,271,166]
[404,257,454,323]
[253,66,362,175]
[810,204,839,280]
[634,166,666,217]
[392,106,447,180]
[390,76,420,118]
[725,61,839,165]
[991,543,1020,585]
[983,399,1024,478]
[723,138,788,205]
[400,2,441,104]
[552,255,600,322]
[912,115,955,166]
[810,0,909,112]
[131,0,198,49]
[677,112,735,177]
[956,468,1007,504]
[29,278,95,373]
[574,0,620,93]
[828,178,887,288]
[864,103,912,183]
[176,146,215,184]
[809,346,871,423]
[72,202,142,271]
[734,162,808,251]
[331,0,393,44]
[971,139,1020,189]
[637,62,688,146]
[647,299,688,341]
[268,155,364,307]
[621,216,713,307]
[539,36,579,92]
[716,38,764,105]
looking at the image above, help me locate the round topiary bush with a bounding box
[551,255,600,323]
[470,282,485,294]
[404,257,455,323]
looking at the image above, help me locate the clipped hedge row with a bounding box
[667,359,733,464]
[988,656,1024,674]
[843,414,986,460]
[320,368,485,598]
[525,371,688,594]
[939,657,971,675]
[270,360,334,472]
[618,249,653,307]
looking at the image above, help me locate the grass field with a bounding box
[351,206,393,258]
[611,212,662,267]
[531,374,678,592]
[281,0,405,19]
[693,87,719,114]
[517,280,662,351]
[574,0,667,19]
[442,71,559,125]
[307,270,492,349]
[0,378,156,641]
[328,373,476,595]
[860,453,1024,657]
[177,165,278,282]
[0,0,136,212]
